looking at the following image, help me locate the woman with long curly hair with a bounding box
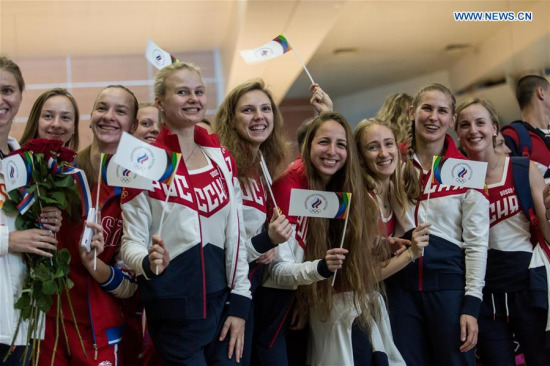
[213,79,292,365]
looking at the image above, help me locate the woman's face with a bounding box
[456,103,497,156]
[359,124,398,183]
[157,69,206,129]
[494,132,511,156]
[310,119,348,185]
[0,69,23,129]
[37,95,76,145]
[234,90,274,149]
[90,88,134,147]
[411,90,456,144]
[132,106,160,143]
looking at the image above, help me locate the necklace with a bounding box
[376,191,389,209]
[185,143,198,162]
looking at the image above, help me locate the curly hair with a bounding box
[297,111,384,328]
[376,93,413,144]
[213,79,288,179]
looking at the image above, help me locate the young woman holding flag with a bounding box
[214,79,292,365]
[120,62,251,365]
[388,83,490,366]
[38,85,140,366]
[455,97,550,365]
[262,112,404,365]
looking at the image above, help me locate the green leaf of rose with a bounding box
[42,280,58,295]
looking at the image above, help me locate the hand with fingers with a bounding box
[257,247,277,265]
[309,83,333,114]
[386,237,410,256]
[80,220,105,271]
[267,208,292,245]
[325,248,348,272]
[219,316,245,363]
[39,206,63,233]
[149,235,170,275]
[459,314,478,353]
[8,229,57,257]
[410,222,431,260]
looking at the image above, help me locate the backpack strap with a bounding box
[503,121,532,157]
[510,157,550,259]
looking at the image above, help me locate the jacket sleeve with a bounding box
[100,265,138,299]
[121,191,153,279]
[225,166,252,320]
[461,189,490,318]
[266,224,332,289]
[0,225,9,257]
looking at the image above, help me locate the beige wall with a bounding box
[10,51,221,150]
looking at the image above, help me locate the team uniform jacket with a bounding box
[238,174,274,292]
[46,181,136,352]
[264,159,332,290]
[485,156,533,293]
[121,126,251,321]
[390,135,489,317]
[0,137,30,346]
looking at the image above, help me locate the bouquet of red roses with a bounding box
[2,139,86,365]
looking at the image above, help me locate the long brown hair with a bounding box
[354,118,410,214]
[214,79,288,179]
[297,112,383,327]
[20,88,80,151]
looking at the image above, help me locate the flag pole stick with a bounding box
[332,194,352,287]
[284,34,315,85]
[259,152,280,217]
[93,154,103,271]
[156,156,182,275]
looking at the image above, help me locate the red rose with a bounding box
[58,147,76,163]
[19,139,64,160]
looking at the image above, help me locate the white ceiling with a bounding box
[1,0,549,115]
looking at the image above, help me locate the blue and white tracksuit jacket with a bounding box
[387,135,489,365]
[121,126,251,323]
[477,157,550,365]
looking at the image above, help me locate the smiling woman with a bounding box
[19,88,80,151]
[121,62,252,365]
[38,84,139,366]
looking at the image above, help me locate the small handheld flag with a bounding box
[2,152,33,192]
[101,153,154,191]
[288,189,350,219]
[240,34,292,64]
[113,132,181,185]
[240,33,315,85]
[145,39,179,70]
[431,156,487,189]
